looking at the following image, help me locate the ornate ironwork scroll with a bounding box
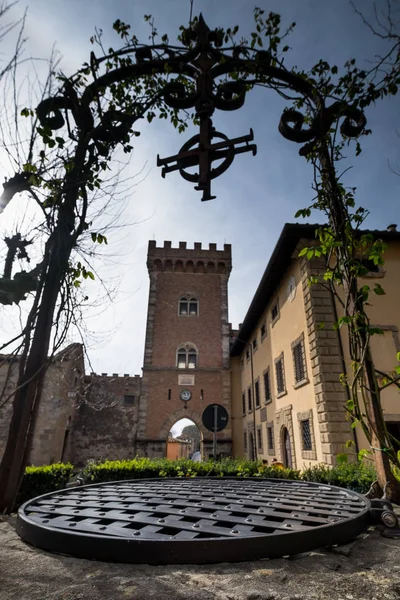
[35,14,366,200]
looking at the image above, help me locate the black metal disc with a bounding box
[16,477,370,564]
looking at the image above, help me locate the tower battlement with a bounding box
[147,240,232,274]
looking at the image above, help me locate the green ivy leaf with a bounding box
[374,284,385,296]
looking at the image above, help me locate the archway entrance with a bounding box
[282,427,293,469]
[166,418,202,460]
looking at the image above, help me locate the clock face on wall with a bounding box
[180,389,192,402]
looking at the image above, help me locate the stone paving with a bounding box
[1,515,400,600]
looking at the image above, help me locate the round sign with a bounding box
[180,389,192,402]
[202,404,229,432]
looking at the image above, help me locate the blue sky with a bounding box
[0,0,399,379]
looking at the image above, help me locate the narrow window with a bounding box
[301,419,312,451]
[255,380,260,407]
[263,370,271,402]
[189,297,198,315]
[124,395,135,405]
[271,300,279,322]
[188,349,197,369]
[257,428,263,451]
[177,349,187,369]
[275,355,286,395]
[267,425,274,452]
[246,348,250,361]
[200,389,204,401]
[252,337,258,352]
[179,297,188,315]
[292,335,307,384]
[260,323,266,339]
[168,389,171,400]
[242,393,246,415]
[247,388,252,411]
[244,431,248,451]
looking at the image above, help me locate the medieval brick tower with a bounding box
[136,240,232,457]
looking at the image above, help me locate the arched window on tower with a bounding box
[178,296,198,316]
[176,343,198,369]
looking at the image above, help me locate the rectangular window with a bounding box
[244,431,248,451]
[263,370,271,402]
[271,300,279,322]
[246,349,250,361]
[247,387,252,411]
[267,425,274,452]
[257,427,263,451]
[292,334,307,384]
[275,354,286,395]
[260,323,266,339]
[252,337,258,352]
[301,419,312,451]
[242,393,246,415]
[124,395,135,405]
[255,380,260,407]
[168,389,171,400]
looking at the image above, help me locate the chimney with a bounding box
[387,224,397,232]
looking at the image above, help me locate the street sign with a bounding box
[202,404,229,432]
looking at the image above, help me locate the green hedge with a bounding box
[78,457,300,484]
[302,461,377,494]
[17,458,378,507]
[17,462,74,507]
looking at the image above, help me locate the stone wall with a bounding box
[71,373,141,466]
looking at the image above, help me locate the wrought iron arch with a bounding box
[35,14,366,204]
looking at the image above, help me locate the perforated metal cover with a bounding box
[17,477,370,564]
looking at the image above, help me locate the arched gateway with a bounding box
[135,241,233,458]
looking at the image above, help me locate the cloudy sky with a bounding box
[0,0,398,382]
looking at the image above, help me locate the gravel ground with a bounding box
[1,515,400,600]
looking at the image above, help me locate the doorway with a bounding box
[166,418,202,460]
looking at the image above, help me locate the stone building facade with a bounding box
[231,223,400,469]
[1,224,400,468]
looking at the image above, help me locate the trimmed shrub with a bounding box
[301,461,376,493]
[17,462,74,507]
[78,457,300,484]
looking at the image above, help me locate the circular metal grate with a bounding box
[17,477,370,564]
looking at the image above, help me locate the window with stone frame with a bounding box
[291,333,308,386]
[252,337,258,352]
[179,296,198,316]
[246,348,250,362]
[266,422,274,455]
[263,368,271,403]
[297,409,317,460]
[271,299,280,324]
[242,392,246,415]
[260,322,267,340]
[255,379,260,408]
[176,343,198,369]
[243,431,248,451]
[274,353,286,396]
[247,387,252,411]
[256,426,263,453]
[301,419,312,451]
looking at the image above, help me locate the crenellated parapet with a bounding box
[147,240,232,276]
